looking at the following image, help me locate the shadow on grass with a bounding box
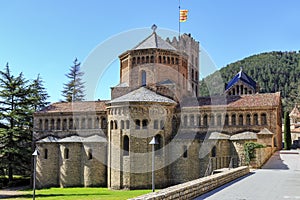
[1,192,111,199]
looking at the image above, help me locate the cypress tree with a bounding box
[283,111,292,150]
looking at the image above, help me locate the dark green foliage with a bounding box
[244,142,265,164]
[61,58,85,102]
[0,64,49,184]
[199,51,300,113]
[283,111,291,150]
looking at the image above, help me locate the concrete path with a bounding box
[0,186,28,199]
[195,150,300,200]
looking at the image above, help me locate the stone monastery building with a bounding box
[33,26,282,189]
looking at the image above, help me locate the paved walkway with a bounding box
[195,150,300,200]
[0,186,28,199]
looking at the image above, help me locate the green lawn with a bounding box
[13,187,152,200]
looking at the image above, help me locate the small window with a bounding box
[39,119,43,130]
[64,148,69,159]
[123,135,129,156]
[203,115,208,127]
[183,145,188,158]
[69,118,73,129]
[50,119,55,130]
[56,119,61,130]
[183,115,188,127]
[190,115,194,127]
[154,120,159,129]
[88,118,93,129]
[225,114,229,126]
[231,114,236,126]
[114,120,118,129]
[261,113,267,125]
[254,114,258,125]
[155,134,163,156]
[126,120,130,129]
[44,149,48,159]
[44,119,49,131]
[63,119,67,130]
[135,120,140,129]
[210,115,215,126]
[141,70,147,86]
[211,146,216,157]
[160,120,164,130]
[81,118,86,129]
[239,114,243,126]
[88,149,93,160]
[121,120,125,129]
[246,114,251,125]
[142,119,148,129]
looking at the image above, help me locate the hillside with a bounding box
[199,51,300,113]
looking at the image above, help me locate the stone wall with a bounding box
[130,166,250,200]
[250,147,275,168]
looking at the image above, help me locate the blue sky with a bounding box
[0,0,300,103]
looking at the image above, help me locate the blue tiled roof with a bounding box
[225,69,256,91]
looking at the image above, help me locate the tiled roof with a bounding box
[108,87,176,104]
[230,131,257,140]
[132,32,177,51]
[225,69,256,91]
[36,101,107,113]
[37,135,107,143]
[207,132,230,140]
[258,128,274,135]
[182,92,281,108]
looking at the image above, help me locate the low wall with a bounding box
[250,147,275,168]
[130,166,249,200]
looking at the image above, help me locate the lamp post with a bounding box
[32,149,39,200]
[149,136,158,192]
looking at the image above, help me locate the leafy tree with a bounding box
[283,111,291,150]
[0,64,32,182]
[61,58,85,102]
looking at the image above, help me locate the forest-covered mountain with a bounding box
[199,51,300,113]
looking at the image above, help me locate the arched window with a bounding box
[94,117,99,129]
[123,135,129,156]
[197,115,201,127]
[183,115,188,127]
[160,120,164,130]
[225,114,229,126]
[114,120,118,129]
[81,118,86,129]
[141,70,147,86]
[126,120,130,129]
[75,118,79,129]
[69,118,73,130]
[246,114,251,125]
[150,56,154,63]
[146,56,149,63]
[101,117,107,128]
[44,148,48,159]
[50,119,54,130]
[110,120,114,130]
[210,115,215,126]
[211,146,216,157]
[64,148,69,159]
[132,57,136,65]
[261,113,267,125]
[62,119,67,130]
[39,119,43,130]
[232,88,236,95]
[141,56,145,63]
[137,57,140,64]
[121,120,125,129]
[44,119,49,131]
[155,134,163,156]
[88,118,93,129]
[231,114,236,126]
[190,115,194,127]
[217,114,222,126]
[158,56,162,63]
[239,114,243,126]
[203,114,208,127]
[135,119,140,129]
[154,120,159,129]
[253,114,258,125]
[88,149,93,160]
[142,119,148,129]
[56,119,61,130]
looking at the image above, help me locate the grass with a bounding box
[11,187,152,200]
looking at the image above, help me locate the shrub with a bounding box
[244,142,265,164]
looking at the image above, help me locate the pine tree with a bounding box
[0,64,32,182]
[29,74,50,111]
[283,111,291,150]
[61,58,85,102]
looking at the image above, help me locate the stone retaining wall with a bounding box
[130,166,249,200]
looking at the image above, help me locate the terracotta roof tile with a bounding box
[182,92,281,108]
[36,101,108,113]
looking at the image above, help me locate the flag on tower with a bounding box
[180,9,188,22]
